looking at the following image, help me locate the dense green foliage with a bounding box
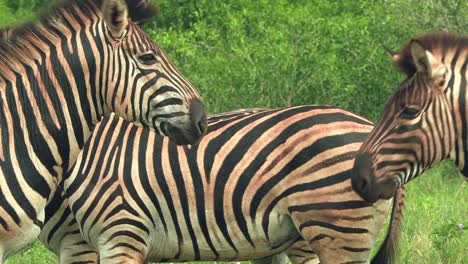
[0,0,466,263]
[152,0,466,119]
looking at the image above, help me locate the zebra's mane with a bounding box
[395,32,468,77]
[0,0,158,65]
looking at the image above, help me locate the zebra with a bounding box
[40,109,316,264]
[0,0,206,261]
[351,32,467,202]
[62,106,403,264]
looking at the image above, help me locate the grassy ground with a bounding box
[7,162,467,264]
[398,162,467,263]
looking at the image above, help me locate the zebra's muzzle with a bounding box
[164,99,207,145]
[352,153,399,202]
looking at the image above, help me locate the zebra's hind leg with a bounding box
[289,215,372,263]
[290,199,392,264]
[294,220,374,264]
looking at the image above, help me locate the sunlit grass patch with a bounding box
[6,241,56,264]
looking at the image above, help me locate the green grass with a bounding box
[397,162,467,263]
[7,162,466,264]
[6,241,54,264]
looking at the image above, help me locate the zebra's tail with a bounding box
[371,186,406,264]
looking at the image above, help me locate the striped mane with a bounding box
[0,0,158,67]
[395,32,468,76]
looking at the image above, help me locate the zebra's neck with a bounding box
[0,2,109,175]
[445,48,468,175]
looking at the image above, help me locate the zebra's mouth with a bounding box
[352,153,401,203]
[164,122,205,145]
[150,98,207,146]
[376,175,400,200]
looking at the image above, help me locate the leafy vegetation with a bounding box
[1,0,466,263]
[153,0,466,119]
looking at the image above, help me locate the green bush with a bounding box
[149,0,466,120]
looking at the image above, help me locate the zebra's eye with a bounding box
[138,53,158,65]
[400,107,419,119]
[438,78,446,87]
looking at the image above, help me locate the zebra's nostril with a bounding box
[358,177,369,193]
[352,153,376,198]
[197,113,208,134]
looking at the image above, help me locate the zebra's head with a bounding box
[352,36,456,202]
[97,0,207,145]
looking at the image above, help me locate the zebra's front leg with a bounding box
[0,189,46,263]
[98,236,147,264]
[58,236,98,264]
[0,217,42,263]
[96,219,149,264]
[40,194,99,264]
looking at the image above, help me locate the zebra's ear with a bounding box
[383,45,402,71]
[383,45,399,61]
[410,39,446,79]
[102,0,129,38]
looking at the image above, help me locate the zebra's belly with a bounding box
[146,210,299,261]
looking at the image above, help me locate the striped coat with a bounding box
[62,106,399,264]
